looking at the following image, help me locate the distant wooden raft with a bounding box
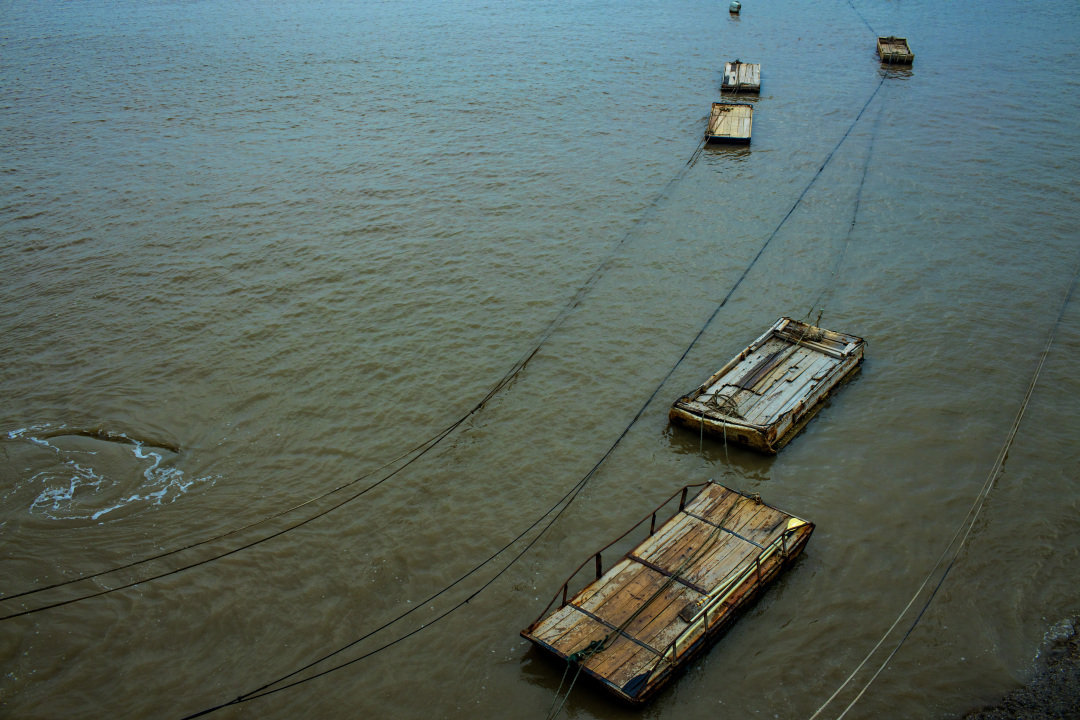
[877,36,914,64]
[669,317,865,453]
[521,482,814,704]
[706,102,752,144]
[721,60,760,93]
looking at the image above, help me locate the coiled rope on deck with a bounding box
[179,73,890,719]
[807,258,1080,720]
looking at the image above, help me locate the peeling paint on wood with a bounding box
[668,317,865,453]
[521,482,814,704]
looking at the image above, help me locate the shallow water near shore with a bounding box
[2,0,1079,718]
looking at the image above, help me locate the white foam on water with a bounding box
[9,423,215,522]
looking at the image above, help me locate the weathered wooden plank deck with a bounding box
[877,36,914,64]
[706,102,752,144]
[721,60,760,93]
[669,317,865,453]
[521,482,814,704]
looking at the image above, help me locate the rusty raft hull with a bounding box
[521,482,814,704]
[669,316,865,454]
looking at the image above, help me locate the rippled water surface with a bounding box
[2,0,1079,718]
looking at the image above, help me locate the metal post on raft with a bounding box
[650,511,657,536]
[595,552,603,580]
[561,583,568,608]
[679,487,689,511]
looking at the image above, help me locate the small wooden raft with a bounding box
[705,102,753,144]
[721,60,761,93]
[877,36,914,64]
[669,317,865,454]
[521,482,814,704]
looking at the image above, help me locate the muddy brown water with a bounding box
[2,1,1079,718]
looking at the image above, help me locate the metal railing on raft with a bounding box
[657,522,804,668]
[527,481,713,627]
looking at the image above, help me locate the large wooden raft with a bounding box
[706,102,752,143]
[669,317,865,454]
[522,482,813,704]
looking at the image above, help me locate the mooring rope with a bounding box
[0,424,452,612]
[181,279,714,717]
[808,99,885,319]
[544,640,603,720]
[807,257,1080,720]
[723,93,885,427]
[2,139,707,615]
[845,0,877,36]
[178,470,592,719]
[686,78,885,432]
[179,73,891,718]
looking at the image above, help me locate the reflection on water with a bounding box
[703,144,753,163]
[881,66,915,81]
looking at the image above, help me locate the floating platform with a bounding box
[521,481,814,704]
[877,36,914,64]
[706,102,752,144]
[669,317,865,454]
[721,60,760,93]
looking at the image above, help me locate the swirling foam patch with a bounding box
[7,424,216,522]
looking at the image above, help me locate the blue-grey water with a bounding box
[2,0,1079,718]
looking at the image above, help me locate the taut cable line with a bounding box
[1,140,707,616]
[808,258,1080,720]
[179,76,889,718]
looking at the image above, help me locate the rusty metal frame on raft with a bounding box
[526,481,710,626]
[646,518,812,692]
[522,482,815,704]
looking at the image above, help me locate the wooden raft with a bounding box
[706,102,752,144]
[721,60,761,93]
[877,36,914,64]
[669,317,865,454]
[522,482,813,704]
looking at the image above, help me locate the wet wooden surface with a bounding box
[669,317,865,452]
[722,61,761,93]
[522,483,812,702]
[706,102,752,143]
